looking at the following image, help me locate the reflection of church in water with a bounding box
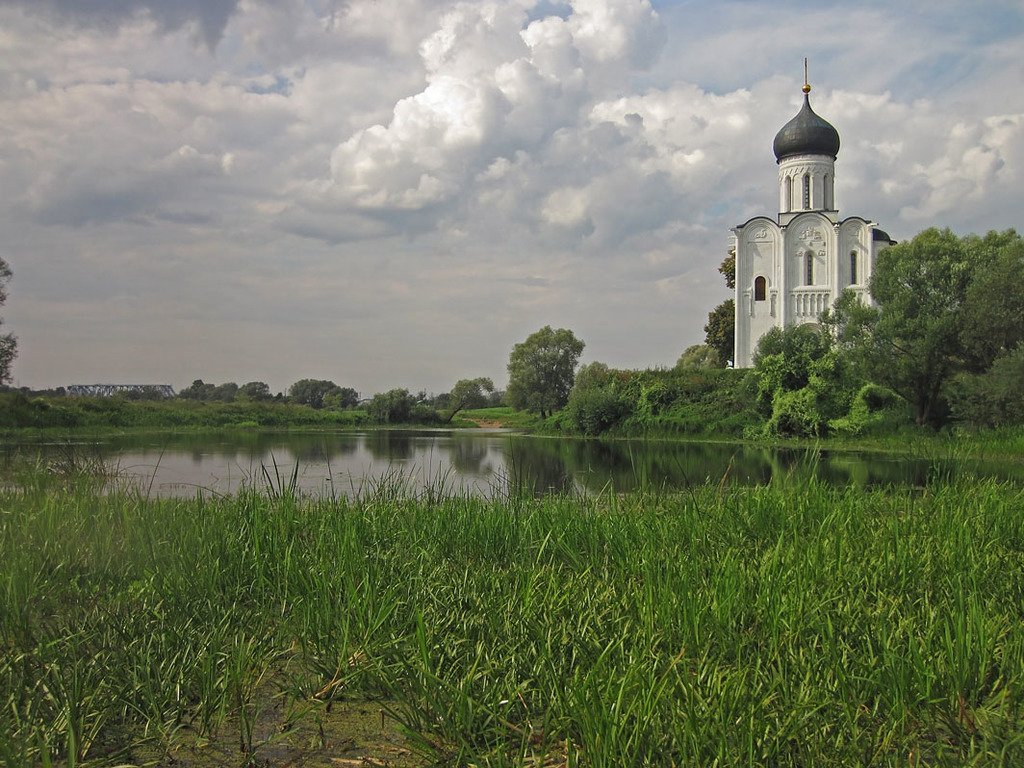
[732,74,894,367]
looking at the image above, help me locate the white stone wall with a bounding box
[733,210,882,368]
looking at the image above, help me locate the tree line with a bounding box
[3,227,1022,436]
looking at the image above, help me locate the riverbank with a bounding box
[3,476,1024,765]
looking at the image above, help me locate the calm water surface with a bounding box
[9,429,1024,498]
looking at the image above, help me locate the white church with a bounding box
[732,77,894,368]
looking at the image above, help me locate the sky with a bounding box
[1,0,1022,396]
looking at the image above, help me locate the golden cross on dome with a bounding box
[803,58,811,94]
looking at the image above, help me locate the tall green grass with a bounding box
[2,475,1024,765]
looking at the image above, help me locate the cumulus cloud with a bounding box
[320,0,663,224]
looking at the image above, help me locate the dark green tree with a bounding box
[959,230,1024,372]
[858,228,973,425]
[368,388,414,423]
[444,377,494,422]
[565,362,630,435]
[947,345,1024,427]
[506,326,585,418]
[178,379,217,400]
[238,381,272,401]
[0,257,15,385]
[324,387,359,409]
[703,248,736,366]
[703,300,734,367]
[752,323,861,437]
[719,248,736,290]
[288,379,341,409]
[676,343,720,369]
[211,382,238,402]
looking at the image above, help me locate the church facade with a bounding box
[731,81,894,368]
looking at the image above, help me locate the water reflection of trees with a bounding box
[57,430,1024,496]
[501,438,576,496]
[555,440,775,494]
[364,431,415,461]
[110,431,361,464]
[445,436,491,475]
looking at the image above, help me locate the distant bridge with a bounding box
[67,384,176,398]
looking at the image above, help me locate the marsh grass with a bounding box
[2,473,1024,766]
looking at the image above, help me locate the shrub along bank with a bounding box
[558,365,762,438]
[0,391,371,431]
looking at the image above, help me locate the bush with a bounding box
[765,388,824,438]
[829,384,910,436]
[565,387,631,435]
[946,345,1024,427]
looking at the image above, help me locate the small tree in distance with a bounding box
[324,387,359,409]
[703,248,735,367]
[0,257,16,385]
[238,381,272,401]
[444,377,494,422]
[506,326,585,418]
[288,379,342,409]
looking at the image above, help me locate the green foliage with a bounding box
[765,387,822,438]
[753,325,867,438]
[829,384,910,436]
[288,378,343,409]
[368,388,415,424]
[0,256,15,385]
[178,379,233,401]
[444,377,495,422]
[675,343,720,369]
[752,324,833,415]
[959,230,1024,371]
[564,364,632,435]
[820,228,1024,427]
[323,387,359,410]
[719,248,736,290]
[506,326,585,418]
[946,344,1024,428]
[559,364,759,438]
[238,381,272,401]
[0,393,370,430]
[703,299,734,366]
[459,406,543,430]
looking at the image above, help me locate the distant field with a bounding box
[3,471,1024,766]
[460,405,543,429]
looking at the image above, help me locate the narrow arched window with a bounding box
[802,174,811,209]
[784,176,793,211]
[850,251,858,284]
[824,174,832,209]
[754,276,766,301]
[805,251,814,285]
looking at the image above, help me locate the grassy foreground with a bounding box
[3,477,1024,766]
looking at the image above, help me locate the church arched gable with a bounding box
[784,213,835,324]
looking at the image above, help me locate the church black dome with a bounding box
[773,93,840,162]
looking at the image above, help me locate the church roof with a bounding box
[773,91,840,162]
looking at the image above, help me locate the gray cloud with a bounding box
[0,0,242,48]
